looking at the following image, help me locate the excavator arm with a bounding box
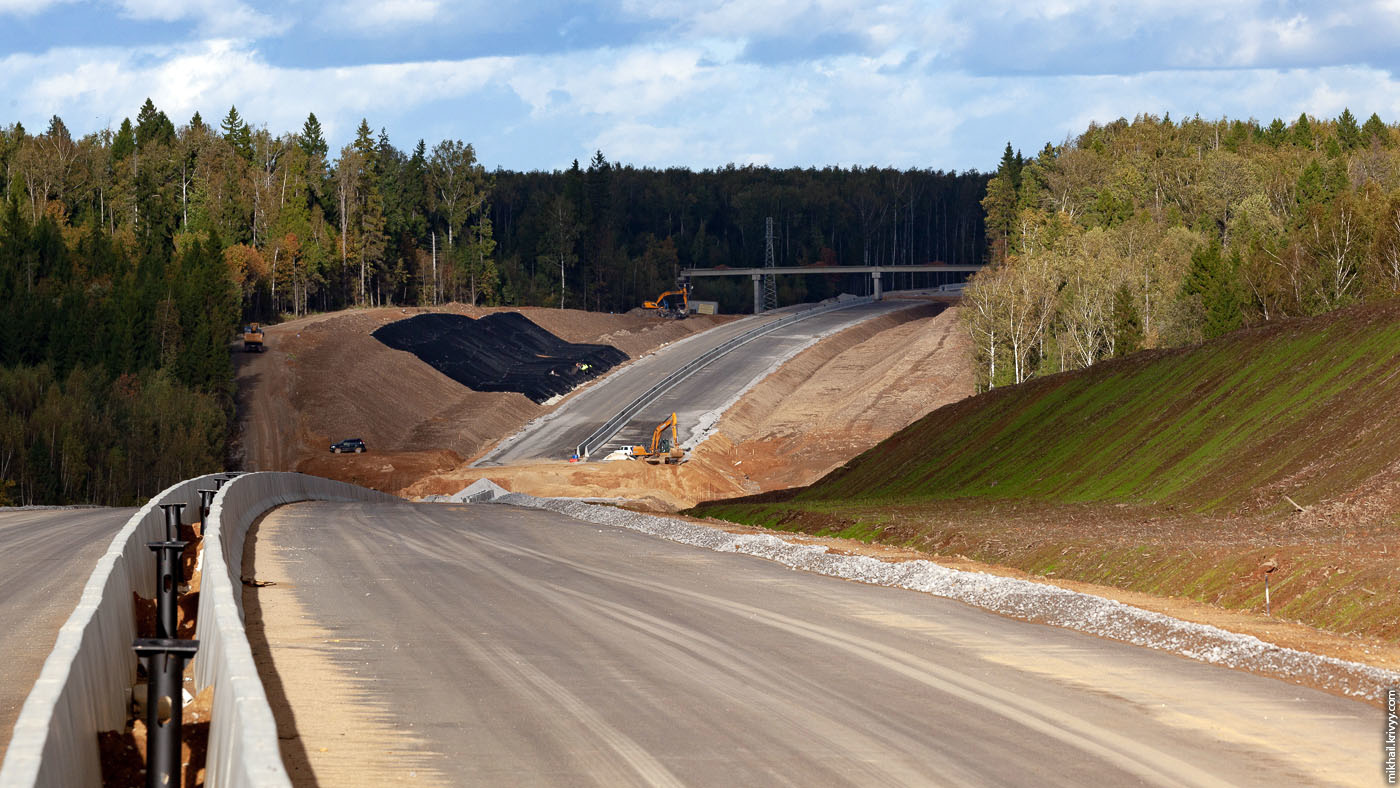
[630,413,685,463]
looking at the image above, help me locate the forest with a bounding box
[965,110,1400,389]
[0,99,988,504]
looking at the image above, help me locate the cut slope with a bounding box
[688,300,1400,646]
[231,304,735,480]
[724,298,1400,517]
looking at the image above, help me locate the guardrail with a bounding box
[193,472,397,788]
[574,296,872,458]
[0,472,396,788]
[0,474,225,788]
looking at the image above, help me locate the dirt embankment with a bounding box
[231,304,736,490]
[691,297,1400,649]
[403,303,974,509]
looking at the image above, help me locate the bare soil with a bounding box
[231,304,736,481]
[403,304,974,507]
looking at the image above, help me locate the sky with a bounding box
[4,1,1400,174]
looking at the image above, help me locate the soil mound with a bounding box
[371,313,627,403]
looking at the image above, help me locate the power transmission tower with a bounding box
[763,216,778,311]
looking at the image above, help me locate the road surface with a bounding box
[606,300,935,456]
[476,300,920,465]
[0,507,134,754]
[247,501,1377,787]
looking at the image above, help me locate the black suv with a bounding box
[330,438,366,454]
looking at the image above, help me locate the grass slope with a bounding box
[699,299,1400,520]
[689,302,1400,643]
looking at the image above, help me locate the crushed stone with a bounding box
[492,491,1400,703]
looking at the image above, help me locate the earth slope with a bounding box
[231,304,734,490]
[693,298,1400,644]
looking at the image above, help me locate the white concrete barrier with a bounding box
[0,474,225,788]
[193,472,396,788]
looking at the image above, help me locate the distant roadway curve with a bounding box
[476,299,921,465]
[248,500,1375,787]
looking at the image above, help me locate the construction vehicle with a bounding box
[242,323,264,352]
[643,285,690,319]
[629,412,686,464]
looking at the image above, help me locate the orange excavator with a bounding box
[643,285,690,319]
[630,412,686,464]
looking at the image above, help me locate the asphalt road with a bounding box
[475,300,917,466]
[250,501,1377,787]
[607,299,930,457]
[0,507,134,753]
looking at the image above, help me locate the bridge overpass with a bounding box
[679,264,983,313]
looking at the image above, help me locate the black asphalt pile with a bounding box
[372,313,628,402]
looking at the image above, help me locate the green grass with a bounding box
[695,303,1400,517]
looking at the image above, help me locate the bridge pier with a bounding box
[752,273,764,314]
[872,270,883,300]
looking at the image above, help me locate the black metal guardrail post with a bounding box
[132,638,199,788]
[158,502,185,541]
[147,539,187,639]
[197,489,217,525]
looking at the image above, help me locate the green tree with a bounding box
[299,112,328,162]
[1335,108,1361,150]
[1290,113,1314,149]
[1182,242,1241,339]
[220,105,253,162]
[1361,113,1389,148]
[1111,283,1143,356]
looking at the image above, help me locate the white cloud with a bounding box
[7,4,1400,173]
[113,0,289,37]
[320,0,441,30]
[0,0,73,15]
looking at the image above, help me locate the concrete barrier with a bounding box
[0,474,225,788]
[193,472,396,788]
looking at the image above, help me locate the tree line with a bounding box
[0,99,989,503]
[964,110,1400,389]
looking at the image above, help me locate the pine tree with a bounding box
[1291,113,1314,149]
[1111,283,1143,355]
[220,105,253,161]
[299,112,328,162]
[1182,242,1241,339]
[135,98,174,147]
[1335,108,1361,150]
[111,118,135,160]
[1362,113,1389,148]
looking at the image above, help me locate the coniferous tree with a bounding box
[1291,113,1314,149]
[1111,283,1143,356]
[1335,108,1361,151]
[299,112,329,162]
[220,105,253,161]
[1362,113,1389,148]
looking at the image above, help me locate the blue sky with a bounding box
[3,1,1400,173]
